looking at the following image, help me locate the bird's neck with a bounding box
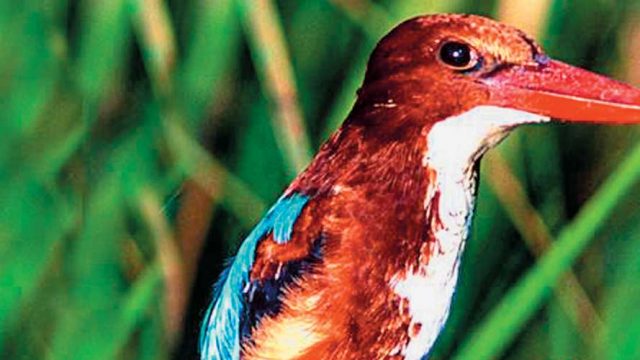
[388,106,548,358]
[389,121,481,360]
[285,113,481,359]
[279,106,547,359]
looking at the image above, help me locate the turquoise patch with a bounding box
[199,192,310,360]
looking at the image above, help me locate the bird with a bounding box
[199,13,640,360]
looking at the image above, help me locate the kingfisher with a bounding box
[199,14,640,360]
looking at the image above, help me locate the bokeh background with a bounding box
[3,0,640,359]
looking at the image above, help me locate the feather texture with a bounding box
[199,193,310,360]
[198,14,574,360]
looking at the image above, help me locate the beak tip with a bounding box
[487,59,640,124]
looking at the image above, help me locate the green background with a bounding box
[2,0,640,359]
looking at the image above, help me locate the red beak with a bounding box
[483,59,640,124]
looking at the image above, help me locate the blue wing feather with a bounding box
[199,193,310,360]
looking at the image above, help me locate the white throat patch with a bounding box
[391,106,549,360]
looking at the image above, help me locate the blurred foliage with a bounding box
[2,0,640,359]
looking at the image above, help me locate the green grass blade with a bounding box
[75,0,130,101]
[178,0,240,125]
[236,0,313,177]
[595,205,640,360]
[0,181,77,353]
[453,141,640,360]
[129,0,177,97]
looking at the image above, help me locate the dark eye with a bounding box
[438,41,479,71]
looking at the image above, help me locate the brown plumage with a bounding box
[200,13,640,360]
[246,15,546,357]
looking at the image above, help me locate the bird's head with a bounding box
[354,14,640,132]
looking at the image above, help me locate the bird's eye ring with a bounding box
[437,41,481,72]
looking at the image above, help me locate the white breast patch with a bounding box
[390,106,548,359]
